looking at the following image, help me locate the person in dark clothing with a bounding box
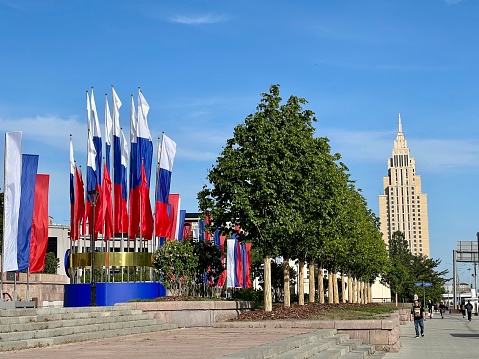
[461,302,466,318]
[439,302,446,319]
[411,298,426,338]
[427,300,433,318]
[465,300,473,321]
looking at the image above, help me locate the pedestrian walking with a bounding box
[427,300,433,319]
[461,302,466,318]
[411,296,426,338]
[465,300,473,321]
[439,302,446,319]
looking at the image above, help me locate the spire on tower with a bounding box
[398,113,403,133]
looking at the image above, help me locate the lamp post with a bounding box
[87,190,99,306]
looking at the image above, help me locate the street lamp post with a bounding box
[88,190,99,306]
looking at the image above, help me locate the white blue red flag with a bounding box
[129,90,153,239]
[155,134,176,237]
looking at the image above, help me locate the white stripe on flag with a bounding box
[226,239,236,288]
[3,132,22,272]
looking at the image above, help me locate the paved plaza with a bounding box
[0,311,478,358]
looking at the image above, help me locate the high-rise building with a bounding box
[379,114,430,257]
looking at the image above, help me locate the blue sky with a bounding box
[1,0,478,282]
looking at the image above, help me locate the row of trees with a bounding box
[198,85,391,311]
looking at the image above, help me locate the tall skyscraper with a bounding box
[379,114,430,257]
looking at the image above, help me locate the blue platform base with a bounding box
[64,282,166,307]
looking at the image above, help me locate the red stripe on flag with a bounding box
[29,174,49,273]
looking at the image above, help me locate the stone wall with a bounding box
[118,301,402,352]
[2,273,69,306]
[117,300,254,328]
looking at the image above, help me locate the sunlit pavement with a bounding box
[384,312,479,358]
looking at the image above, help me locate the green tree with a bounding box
[153,240,198,296]
[41,252,59,274]
[381,231,413,305]
[192,240,224,288]
[198,85,318,311]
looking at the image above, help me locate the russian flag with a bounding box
[17,154,39,272]
[128,95,138,238]
[129,90,153,240]
[155,134,176,237]
[86,90,102,235]
[166,194,180,240]
[29,174,49,273]
[75,165,85,239]
[177,210,186,241]
[69,135,76,240]
[3,132,22,273]
[112,87,128,234]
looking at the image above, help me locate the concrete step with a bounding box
[0,306,178,352]
[220,329,384,359]
[0,313,160,334]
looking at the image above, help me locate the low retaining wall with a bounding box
[2,273,69,306]
[116,300,254,327]
[214,312,402,353]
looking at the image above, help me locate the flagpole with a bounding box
[85,90,90,286]
[1,134,6,302]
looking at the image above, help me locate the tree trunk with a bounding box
[341,273,346,303]
[328,272,333,304]
[298,259,305,306]
[333,273,339,304]
[368,283,372,303]
[348,272,353,303]
[360,281,365,304]
[309,261,315,303]
[354,278,358,303]
[283,257,290,307]
[318,267,325,304]
[264,256,272,312]
[395,292,398,307]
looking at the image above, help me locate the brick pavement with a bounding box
[0,327,315,359]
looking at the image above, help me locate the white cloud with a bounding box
[0,115,86,152]
[323,128,479,173]
[169,14,228,25]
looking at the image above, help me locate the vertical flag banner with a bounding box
[101,162,113,239]
[166,194,180,240]
[3,131,22,272]
[90,88,103,234]
[129,90,153,239]
[70,136,76,240]
[112,87,128,233]
[128,95,138,238]
[29,174,49,273]
[226,238,235,288]
[104,94,112,169]
[75,166,85,239]
[86,128,97,234]
[100,93,113,237]
[155,134,176,237]
[177,210,186,241]
[17,154,39,272]
[234,238,244,288]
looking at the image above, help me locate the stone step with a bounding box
[220,329,384,359]
[0,322,177,352]
[0,313,159,333]
[0,306,178,352]
[0,316,165,341]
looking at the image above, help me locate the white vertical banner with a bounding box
[3,131,22,272]
[226,238,235,288]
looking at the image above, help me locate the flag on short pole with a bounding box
[155,134,176,237]
[30,174,50,273]
[17,154,39,272]
[3,131,22,273]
